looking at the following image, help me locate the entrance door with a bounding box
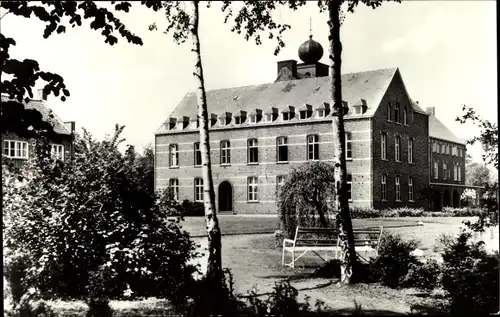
[218,181,232,212]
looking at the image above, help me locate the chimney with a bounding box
[64,121,75,134]
[37,88,48,101]
[276,60,298,82]
[426,107,435,116]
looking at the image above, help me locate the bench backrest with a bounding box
[294,226,339,247]
[293,226,384,249]
[352,226,384,250]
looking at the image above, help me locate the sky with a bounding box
[1,1,497,162]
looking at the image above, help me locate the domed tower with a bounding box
[275,34,329,82]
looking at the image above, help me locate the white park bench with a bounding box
[282,226,384,268]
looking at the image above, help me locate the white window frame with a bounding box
[307,134,319,161]
[408,176,414,202]
[394,102,400,123]
[347,173,352,201]
[249,114,257,124]
[248,138,259,164]
[443,162,447,180]
[345,132,352,159]
[408,138,413,164]
[194,142,202,166]
[220,140,231,165]
[299,111,307,120]
[395,135,401,162]
[247,176,258,202]
[277,136,288,162]
[194,178,204,202]
[282,112,292,121]
[395,176,401,202]
[169,144,179,167]
[381,174,387,201]
[434,161,439,179]
[317,109,325,118]
[265,113,273,123]
[276,175,286,197]
[51,144,64,160]
[3,140,29,159]
[381,132,387,160]
[458,165,462,182]
[169,178,179,201]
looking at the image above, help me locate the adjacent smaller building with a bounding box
[1,90,75,169]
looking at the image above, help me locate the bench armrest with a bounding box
[283,239,295,247]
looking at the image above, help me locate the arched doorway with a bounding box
[218,181,232,213]
[453,190,460,207]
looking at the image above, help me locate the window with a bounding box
[408,138,413,164]
[395,176,401,201]
[394,102,400,123]
[282,112,292,121]
[443,162,447,180]
[194,142,202,166]
[248,176,258,201]
[51,144,64,160]
[434,161,439,179]
[277,137,288,162]
[249,115,257,124]
[387,103,392,121]
[219,118,226,126]
[194,178,203,202]
[345,132,352,159]
[3,140,29,159]
[307,134,319,161]
[317,109,325,118]
[408,177,414,202]
[235,116,245,124]
[395,135,401,162]
[458,165,462,182]
[248,139,258,164]
[381,174,387,201]
[346,173,352,201]
[403,107,408,125]
[265,113,273,122]
[276,175,286,197]
[439,143,443,154]
[169,178,179,201]
[299,111,307,120]
[453,165,457,181]
[169,144,179,167]
[381,133,387,160]
[220,140,231,165]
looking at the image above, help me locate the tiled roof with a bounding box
[1,95,71,135]
[166,67,399,121]
[429,115,466,145]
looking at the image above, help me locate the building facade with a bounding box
[155,36,466,213]
[1,91,75,169]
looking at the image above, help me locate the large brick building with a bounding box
[1,91,75,169]
[154,36,466,213]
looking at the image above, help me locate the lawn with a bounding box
[15,216,494,315]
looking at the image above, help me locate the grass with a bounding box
[8,216,478,316]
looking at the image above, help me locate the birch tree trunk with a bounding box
[328,0,357,284]
[189,0,223,283]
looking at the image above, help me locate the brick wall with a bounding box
[155,117,373,213]
[371,71,430,210]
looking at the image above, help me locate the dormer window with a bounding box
[235,117,245,124]
[234,110,247,125]
[316,102,330,118]
[218,112,232,126]
[281,106,295,121]
[248,109,262,124]
[317,109,325,118]
[298,104,312,120]
[167,117,177,130]
[249,115,257,124]
[264,107,278,123]
[265,113,273,122]
[209,114,217,127]
[353,99,367,116]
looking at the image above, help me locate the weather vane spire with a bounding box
[309,17,312,38]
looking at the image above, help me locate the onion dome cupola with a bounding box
[298,35,324,64]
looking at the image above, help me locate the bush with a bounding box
[440,230,499,314]
[5,297,57,317]
[181,200,205,217]
[441,207,486,217]
[278,162,336,239]
[402,259,441,291]
[370,233,420,288]
[3,253,30,305]
[350,207,379,219]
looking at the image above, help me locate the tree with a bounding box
[278,162,336,239]
[3,125,198,311]
[217,0,400,284]
[1,1,143,138]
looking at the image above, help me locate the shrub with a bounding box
[402,259,441,291]
[181,200,205,217]
[440,230,499,314]
[388,207,425,217]
[441,207,486,217]
[370,233,420,288]
[350,207,379,219]
[5,298,57,317]
[3,253,30,305]
[277,162,336,239]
